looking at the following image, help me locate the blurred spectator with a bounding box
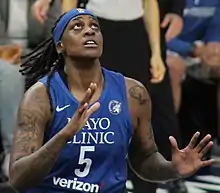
[0,0,60,188]
[159,0,184,43]
[167,0,220,147]
[0,49,24,193]
[0,60,24,177]
[167,0,220,113]
[0,0,61,50]
[32,0,77,18]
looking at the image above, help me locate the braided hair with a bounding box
[20,14,65,111]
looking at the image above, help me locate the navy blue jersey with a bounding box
[26,68,133,193]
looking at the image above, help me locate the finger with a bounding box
[86,83,97,102]
[216,46,220,53]
[210,45,216,54]
[79,83,97,106]
[13,52,21,60]
[150,78,160,83]
[195,134,212,152]
[40,4,49,21]
[201,159,215,167]
[161,15,171,28]
[150,73,160,81]
[214,46,220,54]
[35,12,44,24]
[150,77,163,83]
[150,73,161,83]
[85,102,100,118]
[78,103,89,115]
[165,28,175,42]
[32,6,44,24]
[80,87,92,106]
[150,71,158,83]
[90,83,97,96]
[188,132,200,149]
[150,68,160,78]
[199,141,214,158]
[150,73,164,83]
[169,136,179,152]
[150,70,165,83]
[209,44,219,54]
[11,55,20,64]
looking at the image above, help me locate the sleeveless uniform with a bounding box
[25,68,133,193]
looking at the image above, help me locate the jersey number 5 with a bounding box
[74,146,95,178]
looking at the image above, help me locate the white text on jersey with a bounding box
[53,177,99,193]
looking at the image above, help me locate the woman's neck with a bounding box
[64,58,103,92]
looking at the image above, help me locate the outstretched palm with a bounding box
[170,132,215,177]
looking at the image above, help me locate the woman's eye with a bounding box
[73,23,82,30]
[91,24,99,30]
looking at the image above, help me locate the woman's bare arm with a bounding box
[10,82,100,191]
[142,0,161,56]
[62,0,78,13]
[126,78,180,183]
[9,83,69,191]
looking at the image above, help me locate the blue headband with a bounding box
[53,8,97,43]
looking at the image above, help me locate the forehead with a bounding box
[67,15,99,25]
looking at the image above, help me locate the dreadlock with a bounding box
[20,14,65,112]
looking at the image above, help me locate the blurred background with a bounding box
[0,0,220,193]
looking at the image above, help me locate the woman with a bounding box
[32,1,186,192]
[9,9,213,193]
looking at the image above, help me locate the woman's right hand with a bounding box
[63,83,100,138]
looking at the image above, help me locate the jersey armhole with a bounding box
[38,79,56,141]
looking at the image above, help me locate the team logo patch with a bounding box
[108,100,121,115]
[77,8,85,13]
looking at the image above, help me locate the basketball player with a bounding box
[9,9,214,193]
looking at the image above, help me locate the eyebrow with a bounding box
[71,16,98,22]
[89,16,99,23]
[71,16,83,21]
